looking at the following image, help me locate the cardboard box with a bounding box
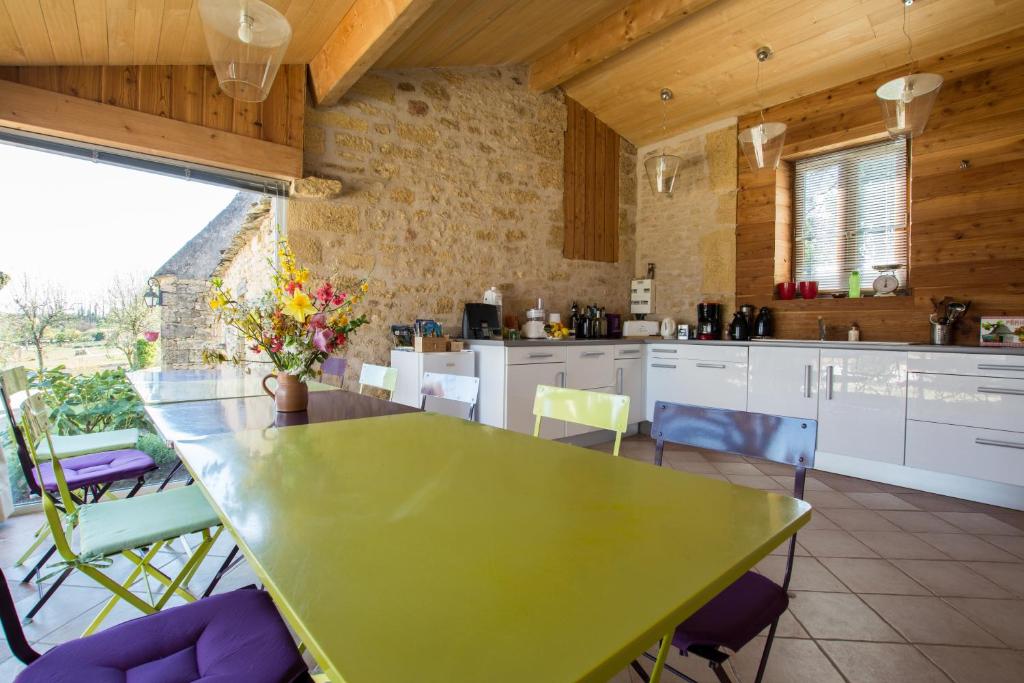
[980,317,1024,347]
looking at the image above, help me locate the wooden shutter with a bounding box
[564,97,620,262]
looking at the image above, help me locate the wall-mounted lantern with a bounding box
[144,278,164,308]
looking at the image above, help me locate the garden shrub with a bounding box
[134,339,157,369]
[29,366,146,435]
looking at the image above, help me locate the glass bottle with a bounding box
[848,270,861,298]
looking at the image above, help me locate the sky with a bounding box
[0,142,239,311]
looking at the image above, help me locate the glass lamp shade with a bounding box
[644,153,683,194]
[738,122,787,171]
[875,73,943,138]
[199,0,292,103]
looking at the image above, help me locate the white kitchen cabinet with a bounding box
[389,350,475,408]
[505,361,566,439]
[615,357,644,425]
[747,346,820,419]
[677,359,748,411]
[817,349,908,465]
[906,420,1024,487]
[566,345,615,389]
[646,355,685,421]
[908,372,1024,432]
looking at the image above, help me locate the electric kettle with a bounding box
[660,317,677,339]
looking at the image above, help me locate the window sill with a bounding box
[767,296,914,310]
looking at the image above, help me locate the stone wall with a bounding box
[156,276,220,369]
[634,120,738,327]
[292,66,637,381]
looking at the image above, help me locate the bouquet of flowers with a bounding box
[205,240,369,382]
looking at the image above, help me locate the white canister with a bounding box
[548,313,561,324]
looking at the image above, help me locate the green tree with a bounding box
[105,274,155,369]
[7,277,69,371]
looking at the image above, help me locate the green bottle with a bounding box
[848,270,861,298]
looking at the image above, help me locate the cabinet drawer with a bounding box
[678,359,748,411]
[567,345,615,389]
[906,420,1024,487]
[646,357,685,420]
[507,346,567,365]
[614,344,644,359]
[908,372,1024,432]
[678,344,748,364]
[908,351,1024,378]
[648,344,684,359]
[422,352,474,376]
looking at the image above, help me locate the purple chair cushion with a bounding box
[32,449,157,492]
[16,589,307,683]
[672,571,788,654]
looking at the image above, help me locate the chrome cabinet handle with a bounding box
[581,352,606,357]
[804,364,813,398]
[528,353,554,359]
[976,437,1024,450]
[977,387,1024,396]
[445,362,456,367]
[696,362,726,369]
[556,371,565,387]
[618,348,640,354]
[652,348,677,354]
[978,364,1024,372]
[826,366,834,400]
[652,363,677,369]
[617,367,624,394]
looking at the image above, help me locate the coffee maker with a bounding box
[697,303,722,340]
[462,303,500,339]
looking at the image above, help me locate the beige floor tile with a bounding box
[702,451,746,464]
[768,540,810,557]
[797,530,879,558]
[819,557,929,595]
[935,513,1024,536]
[801,511,839,530]
[980,534,1024,560]
[752,462,796,476]
[819,508,900,532]
[944,598,1024,648]
[755,555,848,592]
[819,640,950,683]
[730,637,844,683]
[786,592,901,641]
[669,461,719,475]
[852,531,950,560]
[915,533,1017,562]
[878,510,962,533]
[725,474,780,490]
[895,493,977,513]
[965,562,1024,597]
[770,475,834,492]
[713,462,762,475]
[804,491,863,509]
[659,449,711,465]
[847,492,920,510]
[814,474,883,493]
[860,594,1004,646]
[891,560,1012,598]
[919,645,1024,683]
[763,609,810,638]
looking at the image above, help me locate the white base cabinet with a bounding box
[747,346,819,420]
[389,350,475,408]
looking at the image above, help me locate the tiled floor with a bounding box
[2,435,1023,682]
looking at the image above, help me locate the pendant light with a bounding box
[876,0,943,138]
[738,47,787,172]
[199,0,292,103]
[643,88,683,195]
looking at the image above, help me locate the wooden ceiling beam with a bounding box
[310,0,438,107]
[528,0,719,92]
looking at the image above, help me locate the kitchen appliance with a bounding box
[660,317,677,339]
[483,286,503,324]
[623,320,660,337]
[606,313,623,339]
[630,278,654,319]
[729,312,750,341]
[871,264,902,296]
[521,320,547,339]
[739,304,756,331]
[754,306,773,338]
[462,303,500,339]
[696,302,722,340]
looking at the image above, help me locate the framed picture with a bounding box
[980,317,1024,347]
[676,324,690,340]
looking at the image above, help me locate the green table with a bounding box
[176,413,811,683]
[128,369,337,405]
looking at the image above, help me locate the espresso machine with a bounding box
[697,302,723,340]
[462,303,501,339]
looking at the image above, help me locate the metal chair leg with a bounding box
[753,619,780,683]
[202,545,241,597]
[20,544,57,584]
[23,568,73,623]
[157,461,183,492]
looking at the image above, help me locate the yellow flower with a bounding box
[360,282,369,293]
[282,290,317,323]
[209,294,227,310]
[294,268,309,285]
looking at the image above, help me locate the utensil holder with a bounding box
[930,321,953,345]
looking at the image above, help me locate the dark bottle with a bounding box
[576,312,590,339]
[754,307,773,339]
[729,312,750,341]
[568,302,579,338]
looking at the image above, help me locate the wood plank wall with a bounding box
[564,96,620,262]
[735,28,1024,344]
[0,64,305,150]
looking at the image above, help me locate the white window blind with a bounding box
[793,138,908,292]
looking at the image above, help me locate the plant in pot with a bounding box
[204,240,369,412]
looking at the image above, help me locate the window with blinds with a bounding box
[793,138,908,292]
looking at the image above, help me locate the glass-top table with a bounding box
[128,368,337,405]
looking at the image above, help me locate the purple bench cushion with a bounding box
[32,449,157,492]
[16,589,307,683]
[672,571,788,654]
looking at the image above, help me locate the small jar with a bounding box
[848,323,861,342]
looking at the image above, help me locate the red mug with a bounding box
[777,282,797,300]
[799,281,819,300]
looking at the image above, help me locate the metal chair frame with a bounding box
[357,363,398,400]
[419,372,480,420]
[531,385,631,455]
[320,356,348,388]
[638,401,817,683]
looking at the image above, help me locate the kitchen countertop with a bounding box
[464,338,644,347]
[640,338,1024,355]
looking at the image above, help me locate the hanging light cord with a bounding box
[902,0,914,71]
[756,55,766,126]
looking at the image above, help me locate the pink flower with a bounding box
[284,281,302,295]
[332,293,346,306]
[316,282,334,303]
[307,313,327,330]
[312,327,335,353]
[268,337,284,353]
[249,344,262,355]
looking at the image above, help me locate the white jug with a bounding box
[660,317,677,339]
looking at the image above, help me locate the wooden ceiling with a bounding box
[0,0,356,65]
[2,0,1024,144]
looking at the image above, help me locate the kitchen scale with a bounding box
[872,263,903,296]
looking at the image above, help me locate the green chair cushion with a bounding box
[78,486,220,559]
[34,429,140,461]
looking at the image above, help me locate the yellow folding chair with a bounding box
[358,363,398,399]
[532,385,630,456]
